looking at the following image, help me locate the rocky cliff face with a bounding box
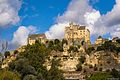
[84,51,120,71]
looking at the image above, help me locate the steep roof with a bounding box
[78,26,85,30]
[28,34,46,39]
[98,36,102,39]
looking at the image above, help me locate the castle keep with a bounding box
[65,23,90,45]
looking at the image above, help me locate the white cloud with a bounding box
[103,0,120,27]
[110,24,120,37]
[95,0,120,38]
[84,10,101,35]
[9,25,37,50]
[57,0,93,25]
[46,0,120,39]
[0,0,22,27]
[46,0,98,39]
[45,23,69,39]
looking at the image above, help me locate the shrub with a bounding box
[23,75,37,80]
[0,70,20,80]
[87,72,112,80]
[4,51,10,58]
[86,47,95,55]
[116,39,120,43]
[76,63,82,71]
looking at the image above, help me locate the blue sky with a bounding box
[1,0,120,50]
[19,0,71,31]
[1,0,71,40]
[90,0,115,14]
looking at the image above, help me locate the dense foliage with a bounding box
[87,72,112,80]
[76,56,86,71]
[110,68,120,78]
[87,68,120,80]
[97,41,120,54]
[47,39,67,52]
[68,46,78,53]
[4,51,10,58]
[0,70,21,80]
[0,53,2,68]
[1,38,120,80]
[116,39,120,44]
[86,47,95,55]
[7,41,64,80]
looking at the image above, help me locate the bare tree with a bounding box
[1,41,8,52]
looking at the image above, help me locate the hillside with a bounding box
[0,39,120,80]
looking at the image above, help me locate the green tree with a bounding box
[23,44,48,67]
[8,40,64,80]
[76,63,82,71]
[4,51,10,58]
[9,58,37,79]
[20,43,49,78]
[73,47,78,52]
[22,44,49,78]
[0,52,2,56]
[86,47,95,55]
[76,56,86,71]
[116,47,120,54]
[35,40,41,45]
[0,70,21,80]
[48,39,64,52]
[54,39,60,45]
[79,56,86,64]
[62,39,68,45]
[116,39,120,43]
[68,46,78,53]
[96,46,104,51]
[81,40,85,45]
[23,75,37,80]
[96,41,117,52]
[54,44,63,52]
[37,73,45,80]
[14,50,19,55]
[47,59,65,80]
[110,68,120,78]
[0,53,2,68]
[87,72,112,80]
[21,65,37,77]
[48,41,54,50]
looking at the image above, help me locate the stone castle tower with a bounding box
[65,23,90,45]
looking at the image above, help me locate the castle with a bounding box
[3,23,120,80]
[28,23,91,45]
[27,23,91,72]
[65,23,90,45]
